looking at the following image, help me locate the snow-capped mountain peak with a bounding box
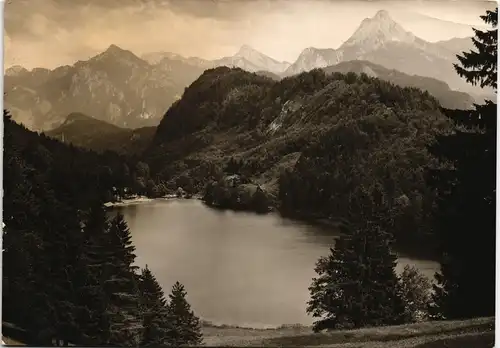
[227,44,290,74]
[342,10,415,50]
[235,44,260,58]
[283,10,420,76]
[283,47,341,76]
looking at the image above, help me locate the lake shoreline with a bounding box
[106,195,340,227]
[106,196,438,261]
[111,199,440,329]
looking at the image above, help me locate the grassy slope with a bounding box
[202,317,494,347]
[2,316,493,347]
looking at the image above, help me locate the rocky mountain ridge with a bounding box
[4,45,186,131]
[5,10,489,131]
[283,10,494,100]
[142,44,291,74]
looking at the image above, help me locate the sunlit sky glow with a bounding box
[4,0,497,69]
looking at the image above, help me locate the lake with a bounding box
[111,199,439,328]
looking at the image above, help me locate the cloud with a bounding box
[4,0,496,69]
[5,0,250,68]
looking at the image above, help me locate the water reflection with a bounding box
[111,199,439,328]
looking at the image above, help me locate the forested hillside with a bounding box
[145,66,452,254]
[3,111,203,346]
[3,112,141,206]
[47,112,156,155]
[322,60,475,110]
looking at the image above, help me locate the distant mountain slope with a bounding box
[4,45,186,131]
[430,37,476,55]
[255,70,282,81]
[284,10,493,99]
[46,112,156,155]
[5,43,294,131]
[141,51,214,69]
[143,45,291,75]
[153,57,208,91]
[322,60,474,110]
[214,45,291,74]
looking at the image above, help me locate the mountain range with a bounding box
[4,44,186,130]
[141,45,291,75]
[4,10,493,131]
[282,10,490,97]
[43,58,473,155]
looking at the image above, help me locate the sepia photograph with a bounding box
[2,0,497,346]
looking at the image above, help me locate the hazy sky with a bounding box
[4,0,497,69]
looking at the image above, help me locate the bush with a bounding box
[398,265,432,322]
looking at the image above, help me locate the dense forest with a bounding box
[3,113,203,345]
[2,6,496,346]
[306,7,497,330]
[46,112,157,156]
[427,7,497,319]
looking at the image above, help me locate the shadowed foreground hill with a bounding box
[46,112,156,155]
[145,67,453,253]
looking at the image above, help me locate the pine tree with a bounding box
[454,8,498,89]
[307,215,407,331]
[3,110,149,345]
[41,194,90,345]
[3,114,50,337]
[139,266,172,346]
[428,7,497,319]
[104,213,144,346]
[78,203,113,345]
[166,282,203,346]
[4,112,103,345]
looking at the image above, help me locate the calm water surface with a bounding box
[112,199,439,328]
